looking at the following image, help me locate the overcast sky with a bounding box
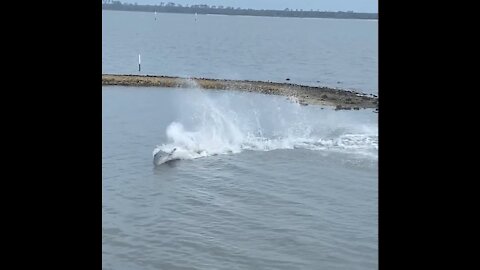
[121,0,377,13]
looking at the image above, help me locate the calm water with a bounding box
[103,10,378,270]
[102,10,377,94]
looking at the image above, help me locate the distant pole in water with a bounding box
[138,54,141,72]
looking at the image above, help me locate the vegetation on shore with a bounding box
[102,1,377,20]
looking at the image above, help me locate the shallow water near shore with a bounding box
[102,86,377,269]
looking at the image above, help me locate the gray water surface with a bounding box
[102,10,378,94]
[102,86,377,270]
[103,9,378,269]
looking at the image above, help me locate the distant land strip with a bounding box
[102,2,377,20]
[102,74,378,110]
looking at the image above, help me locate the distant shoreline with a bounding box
[102,74,378,110]
[102,3,377,20]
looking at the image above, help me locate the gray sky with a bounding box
[121,0,378,13]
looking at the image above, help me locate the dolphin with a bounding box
[153,148,177,166]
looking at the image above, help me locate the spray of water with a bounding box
[153,83,377,162]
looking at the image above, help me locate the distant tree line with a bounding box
[101,1,377,20]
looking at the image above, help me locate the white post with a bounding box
[138,54,141,72]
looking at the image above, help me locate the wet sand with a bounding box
[102,74,378,110]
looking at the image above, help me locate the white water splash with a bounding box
[153,85,377,162]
